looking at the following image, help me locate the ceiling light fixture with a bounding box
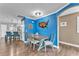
[32,10,44,17]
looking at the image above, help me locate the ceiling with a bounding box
[0,3,67,23]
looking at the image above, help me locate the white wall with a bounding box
[0,15,18,23]
[0,24,7,37]
[59,6,79,16]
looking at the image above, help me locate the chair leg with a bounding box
[13,37,16,42]
[45,45,46,52]
[29,42,33,48]
[5,36,7,43]
[13,37,14,42]
[9,38,11,44]
[52,46,54,51]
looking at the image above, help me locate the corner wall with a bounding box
[24,14,58,47]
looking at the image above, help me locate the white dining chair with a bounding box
[44,34,55,52]
[29,34,40,50]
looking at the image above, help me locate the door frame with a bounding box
[0,24,7,38]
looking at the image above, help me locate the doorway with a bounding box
[0,24,7,38]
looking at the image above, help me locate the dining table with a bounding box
[29,34,48,51]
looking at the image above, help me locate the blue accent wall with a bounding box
[24,17,37,41]
[36,14,58,46]
[23,3,79,47]
[24,14,58,47]
[24,17,37,34]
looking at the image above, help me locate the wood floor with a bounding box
[0,38,79,56]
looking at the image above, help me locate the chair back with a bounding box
[13,32,19,36]
[50,33,55,42]
[6,32,12,36]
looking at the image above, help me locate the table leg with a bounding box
[33,44,35,50]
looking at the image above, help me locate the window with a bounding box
[77,16,79,33]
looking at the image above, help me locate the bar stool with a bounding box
[5,32,13,44]
[13,32,20,42]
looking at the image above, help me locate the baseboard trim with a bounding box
[59,41,79,48]
[53,45,59,49]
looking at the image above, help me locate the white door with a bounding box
[1,24,7,37]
